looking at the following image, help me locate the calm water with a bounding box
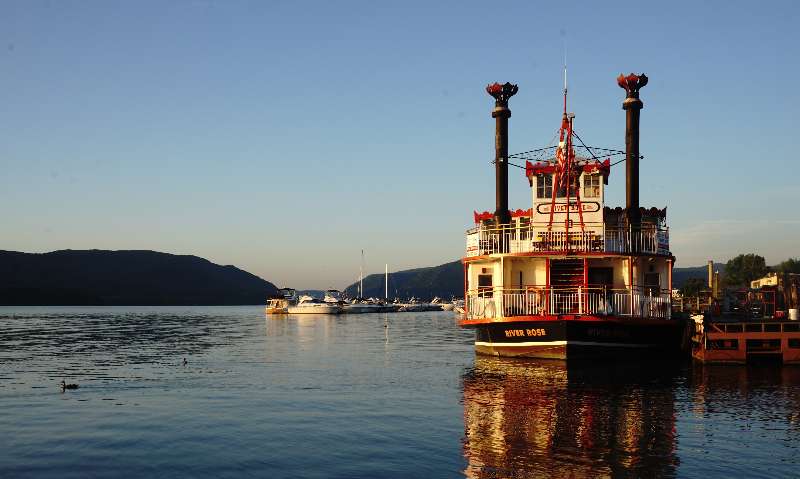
[1,307,799,478]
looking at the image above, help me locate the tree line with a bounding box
[680,254,799,297]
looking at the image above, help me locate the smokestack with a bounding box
[617,73,648,225]
[707,260,714,289]
[486,82,518,225]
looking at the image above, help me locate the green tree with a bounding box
[680,277,707,297]
[776,258,800,274]
[725,253,768,287]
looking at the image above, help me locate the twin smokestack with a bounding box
[486,74,647,225]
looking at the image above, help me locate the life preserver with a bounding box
[484,300,496,319]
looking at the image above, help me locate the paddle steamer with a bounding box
[459,74,685,359]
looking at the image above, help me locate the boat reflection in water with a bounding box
[461,357,679,478]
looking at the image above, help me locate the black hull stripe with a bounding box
[475,340,657,348]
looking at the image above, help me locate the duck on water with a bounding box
[60,380,79,392]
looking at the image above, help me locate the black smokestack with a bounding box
[617,73,647,225]
[486,82,518,225]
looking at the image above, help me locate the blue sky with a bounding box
[1,1,798,289]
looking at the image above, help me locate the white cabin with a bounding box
[463,156,672,322]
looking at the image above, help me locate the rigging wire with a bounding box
[496,156,633,170]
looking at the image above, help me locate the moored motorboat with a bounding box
[287,295,342,314]
[344,300,384,314]
[266,288,297,314]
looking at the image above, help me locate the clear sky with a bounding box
[1,1,798,289]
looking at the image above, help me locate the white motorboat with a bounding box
[287,295,342,314]
[266,288,297,314]
[323,289,344,304]
[343,299,383,314]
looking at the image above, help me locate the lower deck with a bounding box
[464,254,673,322]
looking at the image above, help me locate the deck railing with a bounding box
[466,287,672,320]
[465,223,669,257]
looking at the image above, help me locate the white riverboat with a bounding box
[459,75,685,360]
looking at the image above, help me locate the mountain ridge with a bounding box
[0,249,278,305]
[345,260,728,300]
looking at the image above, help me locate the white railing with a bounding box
[466,223,669,257]
[465,287,672,320]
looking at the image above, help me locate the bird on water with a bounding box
[60,380,79,392]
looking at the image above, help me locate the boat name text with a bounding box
[505,328,547,338]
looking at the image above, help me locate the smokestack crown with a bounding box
[617,73,647,107]
[486,82,518,109]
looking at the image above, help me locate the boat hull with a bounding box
[287,305,342,314]
[471,317,687,360]
[343,304,384,314]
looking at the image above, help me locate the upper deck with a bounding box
[465,222,669,257]
[466,206,670,258]
[465,138,669,258]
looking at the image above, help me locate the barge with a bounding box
[691,272,800,364]
[459,74,686,360]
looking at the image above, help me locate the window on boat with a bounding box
[478,274,493,297]
[707,339,738,350]
[583,174,601,198]
[536,174,552,198]
[556,175,580,198]
[517,216,531,239]
[644,272,660,296]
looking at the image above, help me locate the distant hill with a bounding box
[671,262,725,289]
[344,261,463,301]
[0,250,278,305]
[344,260,726,300]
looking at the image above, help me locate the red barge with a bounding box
[690,272,800,364]
[459,74,686,360]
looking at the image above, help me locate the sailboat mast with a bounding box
[385,264,388,300]
[360,249,364,299]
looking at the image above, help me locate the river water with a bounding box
[1,306,798,478]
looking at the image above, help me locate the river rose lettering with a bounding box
[504,328,546,338]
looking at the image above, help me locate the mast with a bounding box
[360,249,364,299]
[385,264,388,300]
[546,66,585,240]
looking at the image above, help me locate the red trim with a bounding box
[463,261,468,317]
[628,256,634,287]
[473,208,531,223]
[525,158,611,178]
[545,257,550,313]
[462,251,674,263]
[459,314,677,327]
[583,257,588,311]
[667,259,673,292]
